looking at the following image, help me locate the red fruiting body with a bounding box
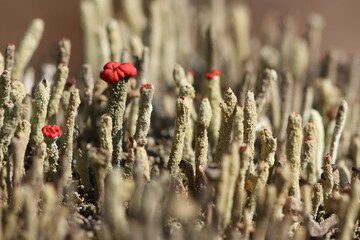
[304,137,312,141]
[179,96,185,100]
[140,83,153,90]
[118,63,137,77]
[205,69,221,80]
[100,62,137,84]
[187,70,195,76]
[66,77,76,86]
[240,146,247,152]
[42,125,62,139]
[212,69,221,76]
[8,43,14,46]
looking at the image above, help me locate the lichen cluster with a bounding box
[0,1,359,239]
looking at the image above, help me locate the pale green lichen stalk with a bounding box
[56,38,71,66]
[231,145,250,224]
[134,84,155,147]
[5,43,15,72]
[88,147,111,212]
[29,79,50,154]
[168,96,190,177]
[47,64,69,122]
[330,99,348,163]
[12,19,44,80]
[214,88,237,163]
[243,91,257,170]
[107,19,122,62]
[99,114,113,167]
[44,137,60,182]
[322,154,334,201]
[195,97,212,193]
[303,120,318,183]
[104,170,129,240]
[108,80,128,167]
[233,104,244,143]
[11,120,31,188]
[255,69,277,118]
[203,75,223,155]
[57,88,80,192]
[0,70,11,107]
[260,128,277,167]
[286,112,303,199]
[179,84,196,162]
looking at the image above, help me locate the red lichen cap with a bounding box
[42,125,62,139]
[100,62,137,84]
[187,70,195,76]
[205,69,221,80]
[140,83,153,90]
[118,63,137,78]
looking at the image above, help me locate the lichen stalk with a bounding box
[231,145,250,223]
[233,104,244,143]
[248,158,270,221]
[76,148,91,191]
[108,80,128,167]
[243,91,257,171]
[99,114,113,167]
[12,19,44,80]
[214,88,237,163]
[11,120,31,188]
[47,64,69,122]
[194,98,212,194]
[44,138,59,182]
[309,110,325,179]
[179,84,196,162]
[338,179,360,240]
[0,103,22,163]
[214,153,232,231]
[329,99,348,163]
[0,70,11,107]
[278,71,293,152]
[272,164,292,219]
[104,170,129,239]
[0,53,3,74]
[255,69,277,118]
[89,148,111,212]
[260,128,277,168]
[4,43,15,72]
[303,121,318,183]
[168,96,190,177]
[134,84,155,147]
[107,19,122,62]
[57,88,80,192]
[56,38,71,66]
[322,154,334,201]
[312,183,323,217]
[29,79,50,154]
[203,75,222,155]
[286,112,303,199]
[27,141,46,198]
[301,138,314,173]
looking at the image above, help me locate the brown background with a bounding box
[1,0,359,77]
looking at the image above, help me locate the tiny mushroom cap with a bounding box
[42,125,62,139]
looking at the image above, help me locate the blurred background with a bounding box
[1,0,359,76]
